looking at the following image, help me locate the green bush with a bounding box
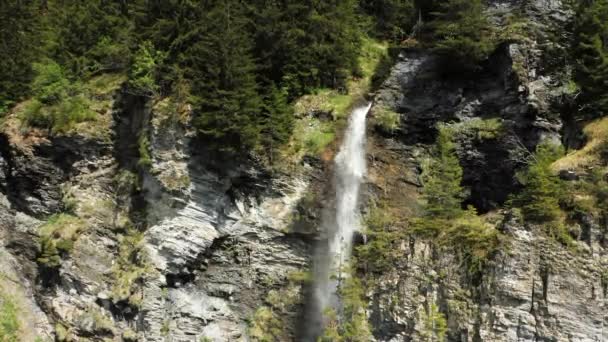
[319,267,372,341]
[373,106,400,133]
[31,61,70,105]
[137,133,152,168]
[420,303,447,342]
[357,202,400,273]
[419,127,464,220]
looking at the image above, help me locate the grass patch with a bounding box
[37,213,86,267]
[282,37,388,162]
[0,291,19,342]
[137,133,152,168]
[372,106,400,133]
[111,228,150,307]
[15,62,125,138]
[553,116,608,171]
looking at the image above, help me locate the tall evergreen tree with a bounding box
[572,0,608,116]
[431,0,494,68]
[181,0,262,151]
[45,0,133,76]
[259,84,294,162]
[0,0,42,109]
[360,0,415,42]
[420,127,465,220]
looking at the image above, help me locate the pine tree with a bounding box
[259,84,294,162]
[572,0,608,116]
[45,0,133,77]
[0,0,42,108]
[513,142,565,223]
[360,0,415,42]
[431,0,494,68]
[183,0,262,151]
[420,127,465,220]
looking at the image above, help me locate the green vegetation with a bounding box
[127,41,164,97]
[446,118,504,141]
[357,201,401,274]
[360,0,415,42]
[420,302,447,342]
[510,141,574,246]
[372,106,401,133]
[572,0,608,116]
[412,127,500,272]
[249,270,310,341]
[319,267,372,342]
[0,291,19,342]
[37,213,86,268]
[512,142,565,223]
[111,228,149,307]
[418,127,465,222]
[137,133,152,168]
[430,0,495,68]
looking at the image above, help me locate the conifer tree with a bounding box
[431,0,494,68]
[572,0,608,115]
[183,0,262,151]
[259,84,294,162]
[420,127,465,220]
[0,0,42,109]
[360,0,415,42]
[513,142,564,223]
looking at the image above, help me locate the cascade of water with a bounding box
[305,103,371,340]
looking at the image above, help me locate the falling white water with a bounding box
[331,102,370,277]
[307,103,371,339]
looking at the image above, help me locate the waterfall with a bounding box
[305,103,371,340]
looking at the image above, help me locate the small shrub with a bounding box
[304,129,334,156]
[31,61,70,105]
[420,303,447,342]
[373,106,400,133]
[37,213,86,267]
[138,133,152,167]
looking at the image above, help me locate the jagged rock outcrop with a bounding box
[366,0,608,341]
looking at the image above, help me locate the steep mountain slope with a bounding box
[0,0,607,341]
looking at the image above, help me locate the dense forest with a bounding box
[1,0,605,152]
[1,0,608,341]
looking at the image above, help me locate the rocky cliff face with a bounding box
[0,90,322,340]
[0,0,605,341]
[366,0,608,341]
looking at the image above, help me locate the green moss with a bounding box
[55,324,69,342]
[319,266,372,341]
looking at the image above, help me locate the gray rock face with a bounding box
[133,105,314,341]
[367,0,608,341]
